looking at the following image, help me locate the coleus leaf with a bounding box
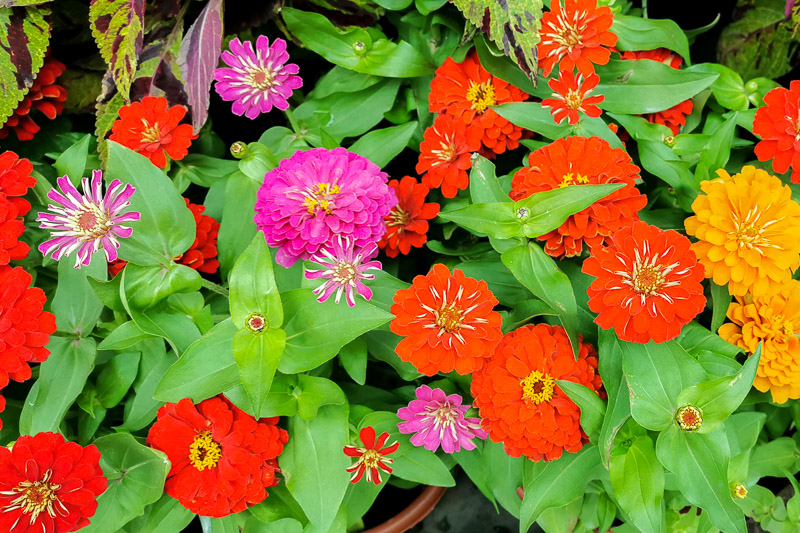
[89,0,146,100]
[0,1,51,6]
[452,0,543,85]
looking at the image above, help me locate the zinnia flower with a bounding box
[416,115,482,198]
[304,235,381,307]
[0,196,28,265]
[541,70,604,125]
[343,426,399,484]
[684,166,800,297]
[582,221,706,344]
[620,49,693,135]
[214,36,303,119]
[753,80,800,183]
[396,385,487,453]
[390,263,503,376]
[109,96,196,169]
[510,136,646,258]
[0,56,67,142]
[0,432,107,533]
[719,279,800,404]
[254,147,396,268]
[37,170,140,268]
[146,395,289,518]
[379,176,440,257]
[428,50,529,155]
[471,324,603,461]
[0,151,36,216]
[538,0,618,77]
[0,266,56,390]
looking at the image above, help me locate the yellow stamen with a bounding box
[466,81,496,114]
[520,371,555,405]
[189,431,222,471]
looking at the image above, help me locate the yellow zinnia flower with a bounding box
[719,279,800,404]
[685,166,800,297]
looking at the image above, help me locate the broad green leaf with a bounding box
[51,253,105,336]
[469,153,510,203]
[122,262,202,310]
[338,337,367,385]
[710,283,732,334]
[99,320,155,350]
[474,35,545,98]
[89,0,144,99]
[597,329,630,468]
[233,328,286,419]
[243,517,304,533]
[437,202,520,239]
[96,351,140,408]
[610,435,665,533]
[483,439,524,518]
[724,411,766,459]
[688,63,748,111]
[172,154,238,188]
[121,494,195,533]
[636,139,698,211]
[54,133,91,183]
[349,121,417,167]
[248,482,309,527]
[118,339,172,431]
[218,171,260,278]
[0,6,49,126]
[363,328,422,381]
[696,113,738,183]
[454,441,498,512]
[124,308,200,355]
[295,375,346,420]
[493,102,572,140]
[676,321,741,358]
[230,233,283,329]
[612,15,691,62]
[557,381,606,442]
[341,474,387,528]
[455,259,532,307]
[748,437,799,480]
[502,298,557,332]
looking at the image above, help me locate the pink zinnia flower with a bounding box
[214,36,303,119]
[305,235,381,307]
[343,426,399,485]
[397,385,488,453]
[254,147,397,267]
[37,170,140,268]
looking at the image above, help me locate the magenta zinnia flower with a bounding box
[397,385,487,454]
[214,36,303,119]
[254,147,397,267]
[305,235,381,307]
[37,170,140,268]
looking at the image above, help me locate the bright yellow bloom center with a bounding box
[249,68,276,91]
[140,121,162,144]
[2,470,62,525]
[435,303,464,333]
[631,264,666,296]
[558,173,589,188]
[675,405,703,432]
[555,24,583,51]
[731,483,748,499]
[387,207,409,229]
[467,81,496,114]
[73,204,112,241]
[302,182,340,215]
[565,89,583,110]
[520,371,555,405]
[730,206,778,252]
[361,449,382,469]
[189,431,222,471]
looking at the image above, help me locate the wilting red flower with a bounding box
[416,114,481,198]
[109,96,196,168]
[538,0,617,77]
[753,80,800,183]
[379,177,440,257]
[0,152,36,217]
[0,56,67,142]
[390,264,503,376]
[343,426,399,484]
[429,50,529,155]
[583,221,706,344]
[0,196,28,265]
[541,70,604,125]
[620,49,693,135]
[146,395,289,518]
[0,432,107,533]
[510,136,646,258]
[471,324,603,461]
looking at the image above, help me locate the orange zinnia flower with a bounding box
[753,80,800,183]
[470,324,603,461]
[109,96,196,168]
[379,176,440,258]
[719,279,800,404]
[510,136,646,258]
[428,50,529,155]
[0,56,67,142]
[685,166,800,297]
[538,0,617,77]
[390,264,503,376]
[416,114,482,198]
[620,49,693,135]
[541,70,604,125]
[583,221,706,344]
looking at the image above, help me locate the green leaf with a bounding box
[437,202,520,239]
[118,339,172,431]
[218,171,260,278]
[338,337,367,385]
[676,322,741,358]
[233,328,286,419]
[121,262,202,310]
[493,102,572,141]
[483,439,524,518]
[611,15,691,63]
[172,154,238,188]
[348,121,417,168]
[121,494,195,533]
[96,351,140,408]
[610,435,665,533]
[749,437,799,480]
[597,329,630,468]
[51,253,105,336]
[230,233,283,329]
[695,113,738,182]
[710,283,731,334]
[557,381,606,442]
[81,433,169,533]
[243,517,304,533]
[54,133,91,182]
[688,63,748,111]
[469,153,510,203]
[474,35,544,98]
[89,0,144,100]
[295,375,346,420]
[99,320,154,350]
[454,442,498,512]
[455,259,532,307]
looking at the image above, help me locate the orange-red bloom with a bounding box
[753,80,800,183]
[176,198,220,274]
[0,56,67,142]
[538,0,618,77]
[343,426,399,484]
[620,49,693,135]
[0,196,28,265]
[470,324,603,461]
[510,136,646,258]
[583,221,706,344]
[390,264,503,376]
[379,177,440,257]
[109,96,196,168]
[416,114,482,198]
[429,50,529,155]
[0,152,36,217]
[541,70,604,125]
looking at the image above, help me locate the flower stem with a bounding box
[201,278,229,298]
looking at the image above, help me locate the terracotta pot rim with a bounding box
[361,484,448,533]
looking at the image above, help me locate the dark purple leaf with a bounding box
[178,0,222,134]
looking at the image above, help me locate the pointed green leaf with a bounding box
[469,153,510,203]
[437,202,521,239]
[230,233,283,329]
[51,253,105,336]
[597,329,630,468]
[233,328,286,419]
[610,435,665,533]
[611,15,691,62]
[348,121,418,167]
[557,380,606,442]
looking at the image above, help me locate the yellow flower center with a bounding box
[565,89,583,110]
[730,207,778,252]
[387,207,410,230]
[557,173,589,188]
[140,121,162,144]
[73,205,112,240]
[435,303,464,333]
[731,483,748,499]
[556,24,583,50]
[675,405,703,432]
[466,81,496,114]
[431,134,458,165]
[631,264,666,296]
[189,431,222,471]
[520,371,555,405]
[361,449,382,469]
[302,182,340,215]
[249,68,276,91]
[332,262,357,284]
[2,470,62,525]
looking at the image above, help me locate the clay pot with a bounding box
[362,485,448,533]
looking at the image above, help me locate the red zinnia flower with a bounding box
[379,176,440,257]
[0,152,36,217]
[541,70,604,125]
[0,394,5,430]
[109,96,196,169]
[470,324,604,461]
[510,136,646,258]
[416,114,482,198]
[146,395,289,518]
[538,0,618,77]
[754,80,800,183]
[343,426,399,484]
[429,50,529,155]
[390,264,503,376]
[0,56,67,142]
[583,221,706,344]
[0,432,107,533]
[0,196,28,265]
[619,49,693,135]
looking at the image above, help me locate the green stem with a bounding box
[201,278,229,298]
[642,0,648,18]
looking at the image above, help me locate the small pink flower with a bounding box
[305,235,381,307]
[397,385,487,454]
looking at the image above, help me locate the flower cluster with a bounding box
[0,56,67,142]
[754,80,800,183]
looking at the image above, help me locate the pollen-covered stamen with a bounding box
[1,469,66,526]
[675,405,703,432]
[435,303,465,334]
[466,81,496,113]
[139,120,162,144]
[730,206,780,252]
[520,371,555,405]
[558,172,589,188]
[616,244,683,306]
[387,206,410,230]
[189,431,222,471]
[248,67,276,91]
[431,132,458,165]
[544,11,588,57]
[731,482,748,499]
[301,182,340,215]
[72,204,112,240]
